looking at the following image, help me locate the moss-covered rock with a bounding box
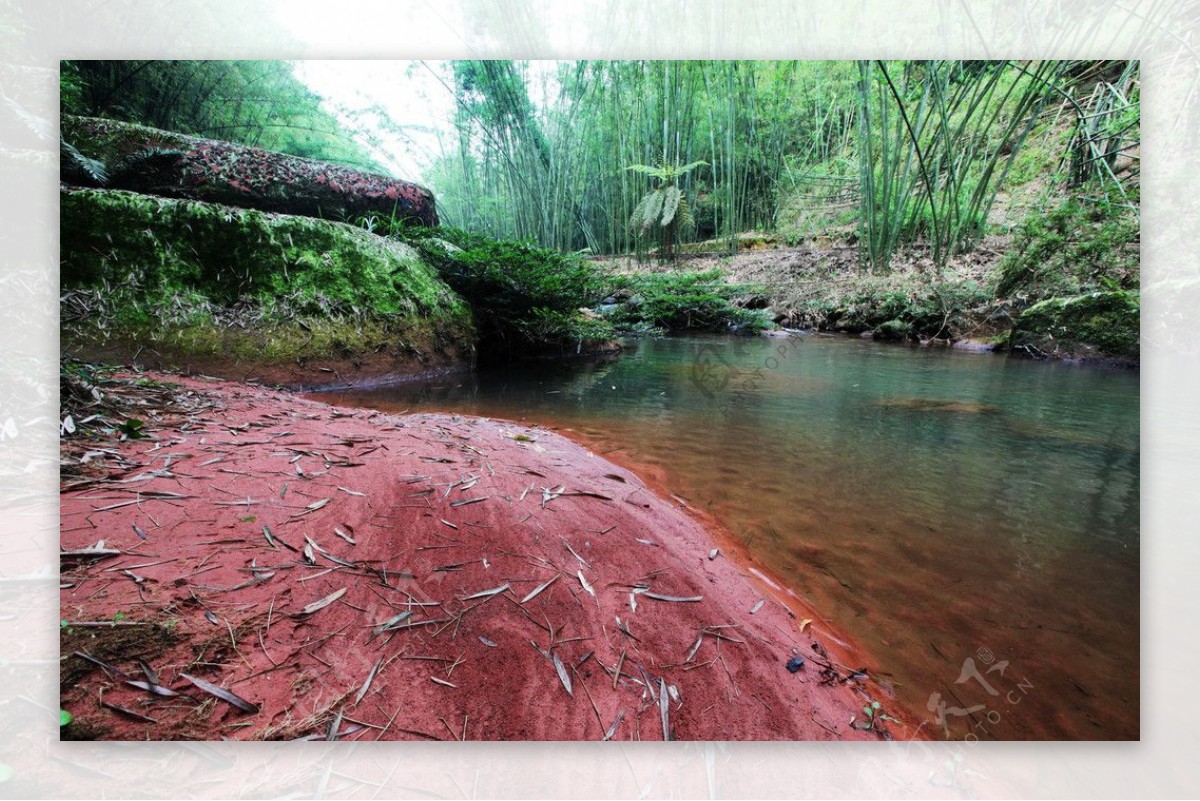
[60,187,474,384]
[61,115,439,226]
[872,318,914,342]
[1009,291,1139,363]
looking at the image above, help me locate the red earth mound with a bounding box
[60,373,914,741]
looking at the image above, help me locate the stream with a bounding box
[320,334,1139,741]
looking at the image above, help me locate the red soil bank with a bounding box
[60,374,913,741]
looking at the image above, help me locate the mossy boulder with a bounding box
[60,187,473,385]
[872,319,914,342]
[1009,291,1139,363]
[61,115,438,226]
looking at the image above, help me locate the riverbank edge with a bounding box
[60,368,926,741]
[594,245,1140,369]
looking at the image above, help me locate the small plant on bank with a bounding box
[859,700,897,731]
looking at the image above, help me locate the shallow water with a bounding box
[322,334,1139,740]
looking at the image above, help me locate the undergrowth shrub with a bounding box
[607,269,772,334]
[380,222,617,359]
[996,192,1139,299]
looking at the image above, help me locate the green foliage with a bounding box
[60,709,73,727]
[1064,60,1140,198]
[776,154,859,243]
[61,60,384,171]
[117,418,146,439]
[996,193,1139,298]
[791,274,994,340]
[59,60,85,115]
[627,161,706,261]
[860,700,897,731]
[855,60,1064,274]
[387,224,616,358]
[428,60,862,254]
[423,58,1118,267]
[607,269,771,333]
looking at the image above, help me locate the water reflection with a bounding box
[321,334,1139,740]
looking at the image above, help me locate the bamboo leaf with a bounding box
[179,672,259,713]
[296,587,346,616]
[521,574,558,604]
[551,652,573,697]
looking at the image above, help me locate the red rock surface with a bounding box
[60,373,916,741]
[61,115,438,226]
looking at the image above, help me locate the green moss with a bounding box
[606,269,772,334]
[62,188,464,316]
[61,187,473,364]
[377,224,616,359]
[872,319,913,342]
[809,277,992,340]
[1010,290,1139,360]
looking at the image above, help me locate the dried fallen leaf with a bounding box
[551,652,573,697]
[179,672,259,713]
[577,571,596,597]
[521,575,558,604]
[296,587,346,616]
[372,610,413,636]
[60,547,121,561]
[289,498,330,519]
[72,651,128,678]
[799,618,812,633]
[125,679,179,698]
[659,678,671,741]
[100,697,157,723]
[354,658,383,705]
[750,599,765,614]
[602,709,625,741]
[643,592,702,603]
[458,583,509,601]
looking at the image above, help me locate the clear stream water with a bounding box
[321,334,1139,741]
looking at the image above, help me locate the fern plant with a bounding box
[627,160,706,261]
[60,138,108,185]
